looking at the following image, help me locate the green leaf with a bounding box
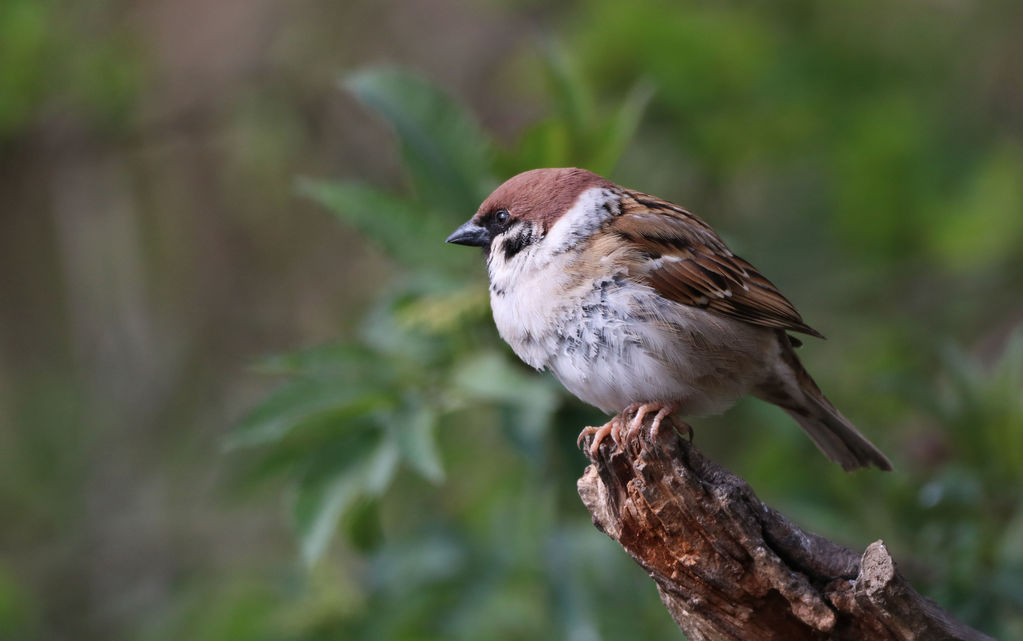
[253,342,378,377]
[225,380,392,450]
[228,413,385,493]
[394,402,444,483]
[499,49,651,175]
[297,177,470,271]
[343,67,495,213]
[368,535,464,596]
[0,0,51,137]
[294,438,398,565]
[498,119,571,175]
[925,147,1023,272]
[342,497,383,554]
[453,352,561,442]
[393,283,490,335]
[0,564,36,640]
[540,45,595,139]
[589,78,655,175]
[936,330,1023,480]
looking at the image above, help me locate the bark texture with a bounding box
[577,422,997,641]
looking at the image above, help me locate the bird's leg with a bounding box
[624,402,678,443]
[611,402,645,446]
[622,402,654,442]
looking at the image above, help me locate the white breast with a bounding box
[547,280,774,414]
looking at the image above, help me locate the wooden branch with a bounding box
[577,421,997,641]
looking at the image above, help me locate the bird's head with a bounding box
[445,168,614,262]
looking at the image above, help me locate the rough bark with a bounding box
[577,421,997,641]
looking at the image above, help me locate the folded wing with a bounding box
[614,192,824,338]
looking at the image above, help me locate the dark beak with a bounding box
[445,220,490,247]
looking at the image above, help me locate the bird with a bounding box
[446,167,891,471]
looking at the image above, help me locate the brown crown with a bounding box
[475,168,615,230]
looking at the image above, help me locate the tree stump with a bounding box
[577,421,996,641]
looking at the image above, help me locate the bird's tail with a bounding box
[755,338,892,472]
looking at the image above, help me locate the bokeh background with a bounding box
[2,1,1022,640]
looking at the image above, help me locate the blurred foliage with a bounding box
[0,565,37,640]
[0,0,142,138]
[227,55,672,640]
[229,17,1022,639]
[232,59,651,570]
[2,2,1022,641]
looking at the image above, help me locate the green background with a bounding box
[1,1,1022,640]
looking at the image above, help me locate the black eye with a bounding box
[495,209,510,224]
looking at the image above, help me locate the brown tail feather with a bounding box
[780,396,893,471]
[756,336,892,472]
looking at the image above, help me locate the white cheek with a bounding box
[487,186,618,287]
[486,229,531,289]
[541,187,619,256]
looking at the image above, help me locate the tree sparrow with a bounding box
[446,168,891,471]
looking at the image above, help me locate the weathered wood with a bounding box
[577,421,997,641]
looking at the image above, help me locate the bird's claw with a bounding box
[578,415,625,457]
[576,424,599,449]
[578,402,678,457]
[648,405,675,440]
[623,403,652,443]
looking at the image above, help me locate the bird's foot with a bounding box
[612,402,645,444]
[578,403,680,457]
[577,413,628,457]
[624,402,678,444]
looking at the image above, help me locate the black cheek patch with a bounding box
[502,226,536,260]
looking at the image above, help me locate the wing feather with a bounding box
[615,191,823,338]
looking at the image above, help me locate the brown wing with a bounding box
[614,191,824,338]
